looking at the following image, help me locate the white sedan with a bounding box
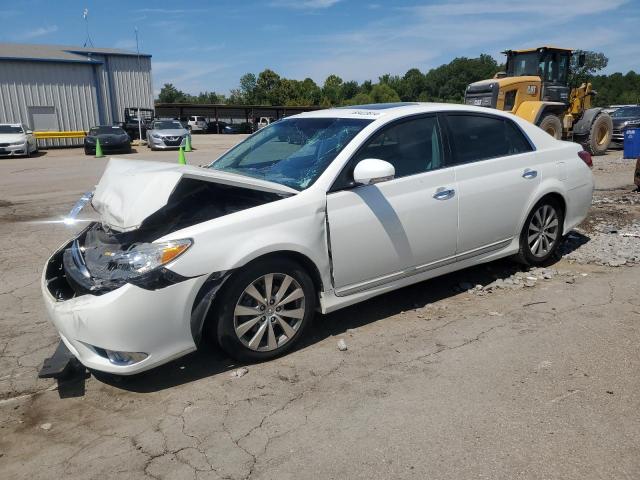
[0,123,38,157]
[42,103,594,375]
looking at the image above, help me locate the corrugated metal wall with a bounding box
[0,54,154,147]
[0,60,100,146]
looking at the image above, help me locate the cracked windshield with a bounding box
[208,117,372,190]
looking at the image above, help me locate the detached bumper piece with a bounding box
[38,340,83,379]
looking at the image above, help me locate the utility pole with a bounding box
[135,27,143,143]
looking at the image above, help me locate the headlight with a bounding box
[10,140,25,145]
[151,133,161,139]
[85,137,96,144]
[106,239,192,276]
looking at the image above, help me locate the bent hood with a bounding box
[92,158,298,232]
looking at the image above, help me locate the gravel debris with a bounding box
[230,367,249,378]
[337,339,348,351]
[39,423,52,431]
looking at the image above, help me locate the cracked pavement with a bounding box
[0,140,639,479]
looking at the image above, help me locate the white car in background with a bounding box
[0,123,38,157]
[42,103,594,375]
[187,116,208,133]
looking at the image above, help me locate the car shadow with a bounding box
[87,233,591,394]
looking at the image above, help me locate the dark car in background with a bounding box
[84,126,132,155]
[611,105,640,144]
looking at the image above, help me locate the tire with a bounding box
[25,144,31,158]
[213,257,316,362]
[583,113,612,156]
[538,114,562,140]
[516,198,564,266]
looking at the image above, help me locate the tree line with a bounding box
[157,51,640,108]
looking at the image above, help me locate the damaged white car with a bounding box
[41,103,594,375]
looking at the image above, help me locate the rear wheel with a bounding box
[516,198,564,266]
[213,257,316,362]
[583,113,612,156]
[538,114,563,139]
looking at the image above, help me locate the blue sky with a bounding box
[1,0,639,96]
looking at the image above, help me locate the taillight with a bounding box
[578,150,593,168]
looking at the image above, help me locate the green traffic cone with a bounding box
[95,138,104,158]
[178,146,187,165]
[184,135,192,152]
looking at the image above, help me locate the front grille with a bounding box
[162,136,183,146]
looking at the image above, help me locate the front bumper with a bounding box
[85,142,130,153]
[41,240,206,375]
[0,142,28,156]
[149,136,188,149]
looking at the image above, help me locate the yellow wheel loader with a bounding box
[465,46,612,155]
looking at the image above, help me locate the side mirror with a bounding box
[578,53,586,67]
[353,158,395,185]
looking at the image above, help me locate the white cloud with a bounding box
[17,25,58,40]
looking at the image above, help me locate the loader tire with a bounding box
[538,114,563,139]
[583,113,612,156]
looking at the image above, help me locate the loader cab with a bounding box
[504,47,572,105]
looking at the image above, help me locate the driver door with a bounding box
[326,115,458,294]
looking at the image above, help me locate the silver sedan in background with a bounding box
[146,120,191,150]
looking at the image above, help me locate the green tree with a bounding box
[569,50,608,87]
[255,69,282,104]
[322,74,344,105]
[157,83,187,103]
[369,83,401,103]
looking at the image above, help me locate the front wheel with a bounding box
[538,114,563,140]
[516,198,564,266]
[213,257,316,362]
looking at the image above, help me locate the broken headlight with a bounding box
[105,239,193,276]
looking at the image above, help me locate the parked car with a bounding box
[84,126,132,155]
[256,116,275,130]
[188,116,208,133]
[0,123,38,157]
[42,103,594,375]
[205,121,229,134]
[146,120,191,150]
[611,105,640,144]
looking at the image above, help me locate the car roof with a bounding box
[293,102,519,121]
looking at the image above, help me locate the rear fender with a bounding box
[515,101,565,125]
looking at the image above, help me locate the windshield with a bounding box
[208,117,372,190]
[0,125,24,134]
[90,126,126,135]
[507,52,541,76]
[153,121,183,130]
[611,106,640,118]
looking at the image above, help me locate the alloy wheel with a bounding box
[233,273,306,352]
[527,204,559,258]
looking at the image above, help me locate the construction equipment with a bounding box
[465,46,612,155]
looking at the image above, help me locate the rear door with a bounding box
[443,113,539,254]
[326,115,458,294]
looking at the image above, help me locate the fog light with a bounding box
[105,350,148,366]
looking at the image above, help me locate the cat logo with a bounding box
[527,85,537,95]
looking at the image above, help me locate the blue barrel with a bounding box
[623,128,640,159]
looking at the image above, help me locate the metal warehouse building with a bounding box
[0,43,153,146]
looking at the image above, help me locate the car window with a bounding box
[0,125,24,134]
[446,114,533,164]
[352,116,443,178]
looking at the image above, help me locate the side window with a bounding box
[503,90,516,112]
[352,116,443,179]
[446,114,532,164]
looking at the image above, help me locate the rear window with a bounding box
[446,114,533,164]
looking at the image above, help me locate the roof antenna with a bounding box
[82,8,94,48]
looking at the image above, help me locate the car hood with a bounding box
[90,134,128,141]
[151,129,188,136]
[92,158,298,232]
[0,133,26,143]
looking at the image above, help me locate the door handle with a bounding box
[522,168,538,179]
[433,187,455,200]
